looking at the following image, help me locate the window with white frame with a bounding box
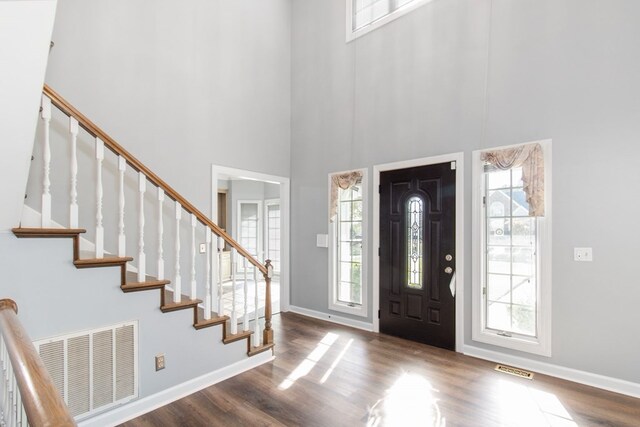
[329,170,367,316]
[265,200,281,273]
[237,201,261,259]
[472,141,552,356]
[347,0,433,41]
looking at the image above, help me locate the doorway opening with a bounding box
[212,165,290,321]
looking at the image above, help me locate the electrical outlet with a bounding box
[155,354,165,371]
[199,243,206,254]
[574,247,593,262]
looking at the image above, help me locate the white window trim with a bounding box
[346,0,435,42]
[471,140,553,357]
[328,168,368,317]
[264,198,281,274]
[236,199,263,272]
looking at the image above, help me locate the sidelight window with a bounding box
[329,169,368,317]
[472,141,552,356]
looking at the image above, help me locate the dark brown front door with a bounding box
[379,162,456,350]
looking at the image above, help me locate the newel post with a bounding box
[262,260,274,345]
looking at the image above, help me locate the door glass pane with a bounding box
[239,202,259,257]
[266,203,280,272]
[406,196,424,290]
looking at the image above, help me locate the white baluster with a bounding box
[157,188,165,280]
[118,156,126,257]
[243,257,249,331]
[41,95,52,228]
[174,202,182,303]
[230,249,238,335]
[190,214,197,300]
[252,264,260,347]
[137,172,146,281]
[69,117,79,228]
[204,228,212,320]
[95,138,105,259]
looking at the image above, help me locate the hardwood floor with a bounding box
[121,313,640,426]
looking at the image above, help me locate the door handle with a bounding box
[444,266,453,274]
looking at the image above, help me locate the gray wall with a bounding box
[44,0,291,217]
[291,0,640,383]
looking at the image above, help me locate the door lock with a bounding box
[444,267,453,274]
[445,254,453,262]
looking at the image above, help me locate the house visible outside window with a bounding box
[329,169,368,317]
[347,0,434,41]
[472,141,552,356]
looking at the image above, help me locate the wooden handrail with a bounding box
[0,299,76,426]
[42,84,267,276]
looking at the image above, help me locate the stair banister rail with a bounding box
[0,299,76,427]
[42,84,274,346]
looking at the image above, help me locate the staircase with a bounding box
[11,85,275,394]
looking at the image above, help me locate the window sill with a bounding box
[472,328,551,357]
[329,301,367,318]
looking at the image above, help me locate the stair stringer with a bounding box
[0,231,272,422]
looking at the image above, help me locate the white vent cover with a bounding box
[34,322,138,420]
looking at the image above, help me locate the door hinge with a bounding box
[482,196,486,206]
[378,309,380,319]
[451,161,456,170]
[482,287,486,296]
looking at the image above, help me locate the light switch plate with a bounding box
[574,247,593,262]
[316,234,328,248]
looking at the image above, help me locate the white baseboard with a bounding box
[289,305,373,332]
[463,345,640,399]
[79,352,274,427]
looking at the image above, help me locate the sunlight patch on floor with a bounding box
[320,338,354,384]
[278,332,339,390]
[367,373,445,427]
[497,379,578,427]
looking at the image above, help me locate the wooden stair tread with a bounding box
[248,343,275,357]
[12,227,86,238]
[74,256,133,268]
[121,271,170,292]
[223,330,253,344]
[161,290,201,313]
[194,315,229,330]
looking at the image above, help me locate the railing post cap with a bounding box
[0,299,18,314]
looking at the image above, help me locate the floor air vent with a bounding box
[495,364,534,380]
[34,321,138,420]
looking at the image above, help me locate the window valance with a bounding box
[329,170,363,222]
[481,143,545,216]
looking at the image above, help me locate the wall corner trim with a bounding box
[289,305,374,332]
[463,345,640,399]
[78,352,274,427]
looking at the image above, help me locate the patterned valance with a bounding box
[481,143,545,217]
[329,171,363,223]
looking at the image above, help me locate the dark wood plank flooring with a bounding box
[121,312,640,426]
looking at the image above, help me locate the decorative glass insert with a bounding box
[406,196,424,289]
[337,182,363,305]
[484,165,538,337]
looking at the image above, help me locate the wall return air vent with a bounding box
[34,321,138,420]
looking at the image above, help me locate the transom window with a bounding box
[347,0,433,41]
